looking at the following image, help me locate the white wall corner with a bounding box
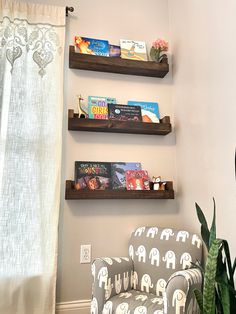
[56,299,91,314]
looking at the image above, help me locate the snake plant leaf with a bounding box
[233,257,236,275]
[203,238,223,314]
[222,240,234,288]
[218,264,230,314]
[194,289,203,313]
[209,198,216,248]
[196,202,210,249]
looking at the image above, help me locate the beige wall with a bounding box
[168,0,236,266]
[57,0,178,310]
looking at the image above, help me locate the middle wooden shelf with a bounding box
[68,109,172,135]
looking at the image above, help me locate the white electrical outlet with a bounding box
[80,244,91,264]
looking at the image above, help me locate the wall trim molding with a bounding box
[56,299,91,312]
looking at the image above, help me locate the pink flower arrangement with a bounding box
[152,39,169,51]
[150,38,168,62]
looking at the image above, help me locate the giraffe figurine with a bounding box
[77,94,88,118]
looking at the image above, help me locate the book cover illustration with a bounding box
[75,161,111,190]
[111,162,142,190]
[75,36,109,56]
[127,101,160,123]
[125,170,150,190]
[109,44,121,57]
[108,104,142,122]
[88,96,116,119]
[120,39,148,61]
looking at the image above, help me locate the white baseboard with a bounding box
[56,299,91,314]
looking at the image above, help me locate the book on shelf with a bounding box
[108,104,142,122]
[127,101,160,123]
[111,162,142,190]
[88,96,116,119]
[74,36,109,56]
[74,161,111,190]
[109,44,121,57]
[125,170,150,190]
[120,39,148,61]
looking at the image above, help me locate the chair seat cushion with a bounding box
[103,289,164,313]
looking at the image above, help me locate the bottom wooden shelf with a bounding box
[65,180,175,200]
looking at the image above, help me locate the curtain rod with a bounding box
[66,6,74,16]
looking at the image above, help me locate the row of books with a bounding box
[74,161,157,191]
[81,96,160,123]
[75,36,148,61]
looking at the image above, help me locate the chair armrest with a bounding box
[165,268,202,314]
[91,257,133,313]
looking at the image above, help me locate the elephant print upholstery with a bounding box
[149,248,160,266]
[180,252,192,269]
[176,231,190,242]
[141,274,154,293]
[91,227,202,313]
[147,227,159,238]
[136,245,146,263]
[160,229,174,240]
[162,250,176,269]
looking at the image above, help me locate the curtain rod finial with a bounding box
[66,6,74,16]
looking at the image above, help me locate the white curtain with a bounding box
[0,1,65,313]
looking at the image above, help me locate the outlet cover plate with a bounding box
[80,244,91,264]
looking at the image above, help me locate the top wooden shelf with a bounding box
[69,46,169,78]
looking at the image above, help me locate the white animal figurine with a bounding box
[77,94,88,118]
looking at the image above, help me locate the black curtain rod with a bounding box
[66,6,74,16]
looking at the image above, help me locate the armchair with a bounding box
[91,226,202,313]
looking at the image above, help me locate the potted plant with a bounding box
[194,199,236,313]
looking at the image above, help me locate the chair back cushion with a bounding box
[129,226,202,295]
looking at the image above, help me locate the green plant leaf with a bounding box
[203,238,223,314]
[209,198,216,248]
[194,289,203,313]
[233,257,236,275]
[222,240,234,289]
[218,265,230,314]
[196,202,210,249]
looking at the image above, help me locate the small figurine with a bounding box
[152,176,166,191]
[77,94,88,118]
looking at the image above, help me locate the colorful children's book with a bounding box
[74,161,111,190]
[109,44,121,57]
[125,170,150,190]
[127,101,160,123]
[74,36,109,56]
[88,96,116,119]
[120,39,147,61]
[108,104,142,122]
[111,162,142,190]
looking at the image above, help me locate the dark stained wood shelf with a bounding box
[68,110,172,135]
[69,46,169,78]
[65,180,175,200]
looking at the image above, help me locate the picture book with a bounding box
[111,162,142,190]
[74,161,111,190]
[88,96,116,119]
[125,170,150,190]
[120,39,148,61]
[127,101,160,123]
[108,104,142,122]
[109,44,121,57]
[74,36,109,56]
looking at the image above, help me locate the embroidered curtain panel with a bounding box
[0,1,65,313]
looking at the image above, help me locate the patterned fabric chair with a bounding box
[91,226,202,314]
